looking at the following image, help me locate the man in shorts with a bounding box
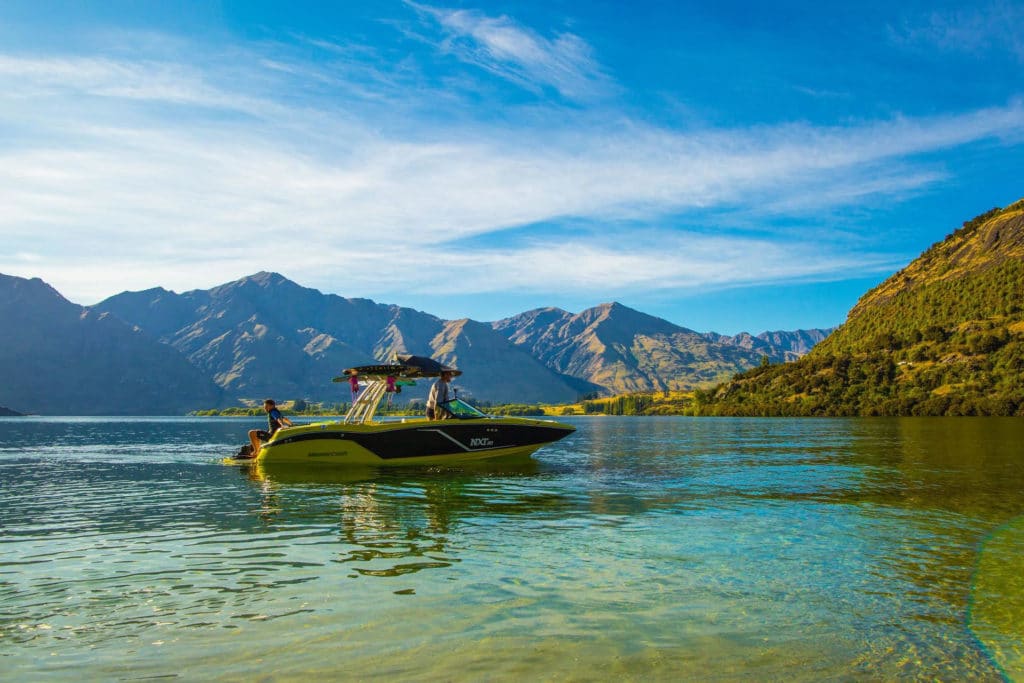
[247,399,293,457]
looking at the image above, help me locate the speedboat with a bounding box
[242,355,576,466]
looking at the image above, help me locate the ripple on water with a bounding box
[970,515,1024,680]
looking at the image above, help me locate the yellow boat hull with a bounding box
[249,416,575,467]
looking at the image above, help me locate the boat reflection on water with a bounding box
[234,457,555,581]
[244,454,542,486]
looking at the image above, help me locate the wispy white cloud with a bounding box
[398,234,901,296]
[407,2,615,100]
[890,1,1024,61]
[0,22,1022,308]
[0,55,241,108]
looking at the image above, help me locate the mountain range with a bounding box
[696,198,1024,416]
[0,274,222,415]
[0,272,829,415]
[494,304,830,392]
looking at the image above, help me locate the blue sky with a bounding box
[1,1,1022,334]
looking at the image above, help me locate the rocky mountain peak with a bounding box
[0,273,78,317]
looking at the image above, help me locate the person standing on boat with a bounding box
[426,371,453,420]
[247,399,293,456]
[385,374,398,409]
[349,372,361,403]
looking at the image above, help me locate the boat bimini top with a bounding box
[333,354,466,425]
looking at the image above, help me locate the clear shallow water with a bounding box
[1,416,1022,681]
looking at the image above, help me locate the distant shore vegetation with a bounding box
[192,398,385,417]
[189,395,686,418]
[191,398,558,418]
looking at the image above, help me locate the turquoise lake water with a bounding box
[1,416,1022,681]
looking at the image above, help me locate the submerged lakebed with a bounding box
[1,416,1022,680]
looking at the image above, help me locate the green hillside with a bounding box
[694,200,1024,417]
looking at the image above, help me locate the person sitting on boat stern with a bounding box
[247,399,293,455]
[426,371,453,420]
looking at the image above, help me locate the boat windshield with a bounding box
[444,398,488,419]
